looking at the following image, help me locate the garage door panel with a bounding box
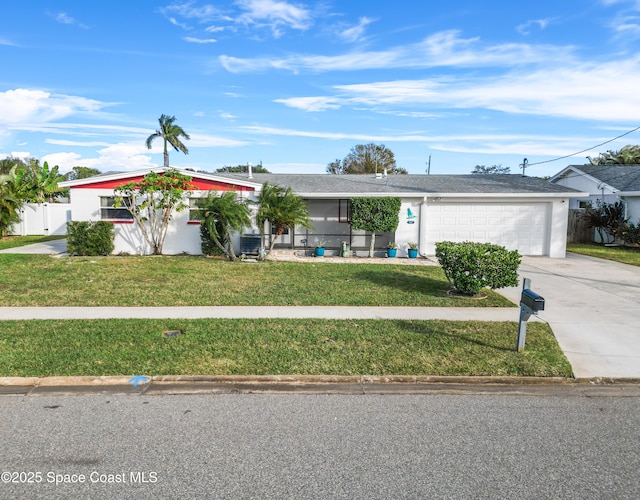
[426,202,550,256]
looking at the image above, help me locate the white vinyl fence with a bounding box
[10,203,71,236]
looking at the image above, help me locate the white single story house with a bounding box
[58,168,585,258]
[550,164,640,223]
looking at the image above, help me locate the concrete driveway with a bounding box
[498,253,640,379]
[0,238,67,254]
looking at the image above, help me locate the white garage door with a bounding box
[426,202,550,256]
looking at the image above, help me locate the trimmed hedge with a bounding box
[435,241,521,295]
[66,221,114,256]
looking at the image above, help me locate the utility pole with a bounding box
[426,155,431,175]
[520,158,528,176]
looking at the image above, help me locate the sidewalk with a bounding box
[0,305,519,321]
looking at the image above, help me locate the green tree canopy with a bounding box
[587,145,640,165]
[256,182,313,255]
[197,191,252,261]
[471,164,511,174]
[350,197,401,257]
[327,143,407,175]
[0,157,26,175]
[64,166,102,181]
[114,169,194,255]
[145,114,190,168]
[216,162,270,174]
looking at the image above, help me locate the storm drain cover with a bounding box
[162,330,183,338]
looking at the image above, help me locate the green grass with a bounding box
[0,235,66,251]
[0,255,514,307]
[0,319,572,377]
[568,243,640,267]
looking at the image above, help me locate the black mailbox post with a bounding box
[517,278,545,352]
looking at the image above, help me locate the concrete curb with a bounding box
[1,375,638,397]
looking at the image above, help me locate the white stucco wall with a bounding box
[622,197,640,223]
[68,188,259,255]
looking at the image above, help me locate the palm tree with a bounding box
[0,174,22,237]
[256,182,313,255]
[10,159,66,204]
[145,114,190,168]
[587,144,640,165]
[197,191,252,261]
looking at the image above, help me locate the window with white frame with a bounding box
[100,196,133,221]
[189,197,205,221]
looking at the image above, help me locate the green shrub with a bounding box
[435,241,521,295]
[199,221,227,256]
[614,220,640,247]
[67,221,114,256]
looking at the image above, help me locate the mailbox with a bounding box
[521,289,545,312]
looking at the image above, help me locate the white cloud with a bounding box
[162,0,311,39]
[58,142,158,172]
[338,16,374,43]
[235,0,313,36]
[45,139,112,147]
[184,36,217,43]
[187,133,248,147]
[51,12,88,29]
[160,3,222,22]
[273,54,640,122]
[10,151,30,160]
[0,89,108,126]
[516,18,554,35]
[220,29,573,73]
[274,96,341,111]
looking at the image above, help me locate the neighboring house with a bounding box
[550,164,640,223]
[59,168,584,258]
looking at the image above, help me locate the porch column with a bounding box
[419,197,428,256]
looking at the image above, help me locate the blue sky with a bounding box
[1,0,640,176]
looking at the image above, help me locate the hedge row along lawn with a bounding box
[568,243,640,267]
[0,319,572,377]
[0,255,515,307]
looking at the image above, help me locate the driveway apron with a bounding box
[497,254,640,379]
[0,238,67,254]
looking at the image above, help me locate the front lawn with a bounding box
[567,243,640,267]
[0,319,571,377]
[0,255,514,307]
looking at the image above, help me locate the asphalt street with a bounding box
[1,392,639,499]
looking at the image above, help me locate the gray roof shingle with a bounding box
[565,165,640,192]
[215,173,580,196]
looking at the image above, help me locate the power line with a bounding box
[527,125,640,167]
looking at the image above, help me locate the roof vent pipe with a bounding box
[383,168,388,178]
[248,162,253,179]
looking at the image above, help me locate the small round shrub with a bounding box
[435,241,521,295]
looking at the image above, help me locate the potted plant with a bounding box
[340,240,350,257]
[315,240,326,257]
[386,241,398,258]
[407,242,419,259]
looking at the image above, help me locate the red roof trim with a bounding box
[69,176,254,191]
